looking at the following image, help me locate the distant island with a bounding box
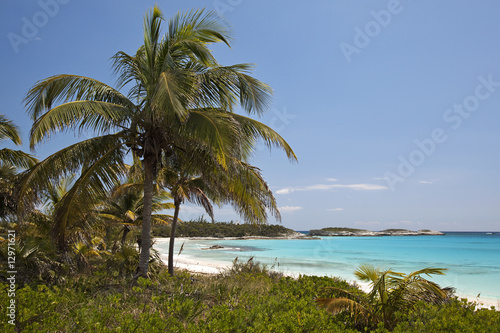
[308,227,444,237]
[152,222,443,239]
[152,220,310,239]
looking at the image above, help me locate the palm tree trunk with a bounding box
[54,224,69,261]
[121,225,130,245]
[168,198,181,276]
[135,155,155,279]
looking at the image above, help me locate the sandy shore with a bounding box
[154,238,499,310]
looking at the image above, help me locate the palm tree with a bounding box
[36,174,102,257]
[0,114,37,169]
[317,265,452,330]
[21,5,296,277]
[158,147,215,276]
[97,177,174,251]
[0,114,37,220]
[158,138,284,275]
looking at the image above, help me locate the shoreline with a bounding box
[161,252,499,310]
[154,237,499,310]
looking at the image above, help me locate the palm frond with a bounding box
[19,134,126,216]
[51,140,127,246]
[183,109,240,167]
[0,114,22,145]
[406,267,447,279]
[316,297,370,317]
[25,74,134,121]
[29,101,132,148]
[196,64,273,115]
[230,113,297,161]
[0,149,37,169]
[354,264,382,284]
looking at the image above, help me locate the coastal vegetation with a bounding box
[152,218,298,238]
[317,265,453,330]
[1,259,499,332]
[1,5,499,332]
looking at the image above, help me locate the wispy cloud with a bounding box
[417,180,433,184]
[276,182,388,194]
[327,208,344,212]
[276,188,294,194]
[279,206,304,213]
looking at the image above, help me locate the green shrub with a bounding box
[1,263,498,332]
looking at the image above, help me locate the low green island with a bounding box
[152,219,306,239]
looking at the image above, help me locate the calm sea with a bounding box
[154,232,500,304]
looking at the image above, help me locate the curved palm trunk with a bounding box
[135,155,155,278]
[168,198,181,276]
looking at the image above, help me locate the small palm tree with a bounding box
[317,265,452,330]
[72,239,105,271]
[97,177,174,251]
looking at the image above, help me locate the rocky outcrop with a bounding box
[309,228,444,237]
[202,245,225,250]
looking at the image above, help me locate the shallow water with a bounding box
[154,232,500,304]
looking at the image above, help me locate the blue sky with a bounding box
[2,0,500,231]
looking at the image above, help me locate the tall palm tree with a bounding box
[317,265,452,330]
[21,6,296,277]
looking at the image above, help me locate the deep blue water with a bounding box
[155,232,500,303]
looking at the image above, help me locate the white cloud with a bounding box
[331,184,388,190]
[307,184,334,190]
[279,206,303,213]
[326,178,338,182]
[418,180,433,184]
[276,182,388,194]
[327,208,344,212]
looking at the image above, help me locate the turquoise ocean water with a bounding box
[154,232,500,304]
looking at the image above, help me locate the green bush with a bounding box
[1,262,498,332]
